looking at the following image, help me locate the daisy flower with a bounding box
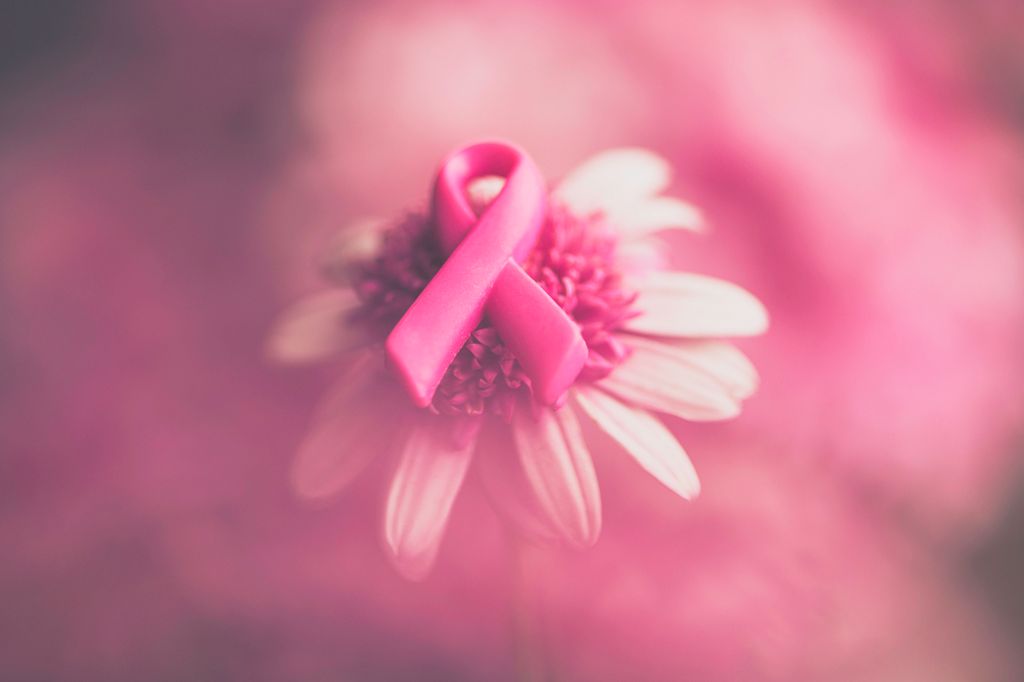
[269,144,767,579]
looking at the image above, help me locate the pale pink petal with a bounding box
[597,338,741,421]
[319,217,386,283]
[512,405,601,548]
[616,238,670,275]
[266,289,367,364]
[554,148,670,215]
[384,418,476,580]
[574,386,700,499]
[610,197,705,237]
[475,420,562,544]
[622,335,759,400]
[291,354,393,499]
[467,175,506,215]
[624,271,769,338]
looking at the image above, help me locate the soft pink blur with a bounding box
[285,0,1024,532]
[2,0,1023,680]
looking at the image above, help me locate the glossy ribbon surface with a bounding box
[386,141,587,407]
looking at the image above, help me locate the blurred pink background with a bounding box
[2,0,1024,679]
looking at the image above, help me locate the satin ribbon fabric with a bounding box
[387,141,587,408]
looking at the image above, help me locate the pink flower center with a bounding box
[350,203,637,418]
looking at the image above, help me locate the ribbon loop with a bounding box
[386,141,587,408]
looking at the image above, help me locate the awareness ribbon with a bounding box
[386,141,587,408]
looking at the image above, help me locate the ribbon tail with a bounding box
[487,262,587,406]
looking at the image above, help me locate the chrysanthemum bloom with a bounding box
[269,142,767,579]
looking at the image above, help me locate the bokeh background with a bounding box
[2,0,1024,679]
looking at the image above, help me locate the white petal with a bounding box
[616,239,671,275]
[320,217,387,283]
[554,148,671,215]
[384,418,476,581]
[574,387,699,499]
[624,272,769,338]
[597,338,741,421]
[623,335,759,400]
[291,354,392,499]
[512,406,601,548]
[266,289,367,364]
[467,176,506,215]
[475,421,562,544]
[610,197,705,237]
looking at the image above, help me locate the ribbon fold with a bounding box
[387,141,587,408]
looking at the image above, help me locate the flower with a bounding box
[269,146,768,579]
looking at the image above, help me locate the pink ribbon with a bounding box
[386,141,587,408]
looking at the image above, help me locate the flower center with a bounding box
[350,203,637,418]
